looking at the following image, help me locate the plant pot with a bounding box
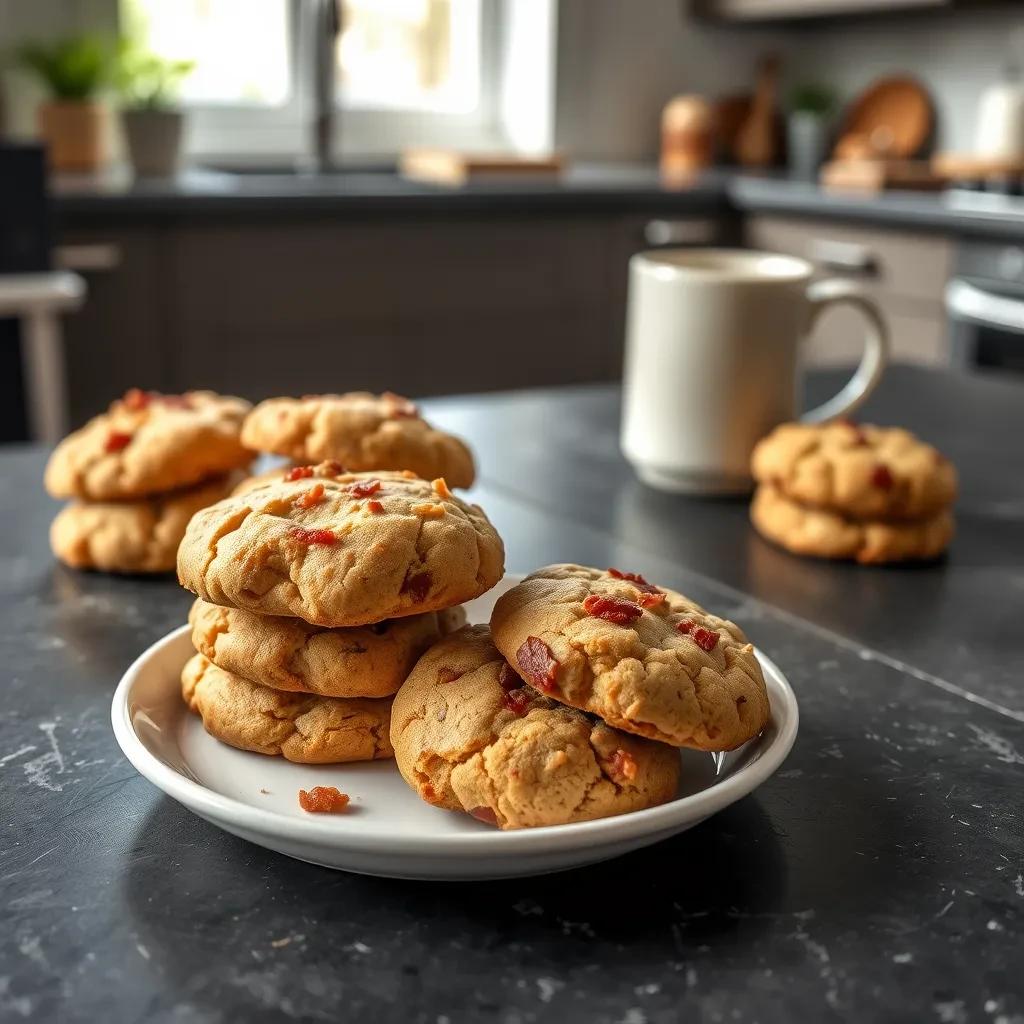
[37,100,108,172]
[122,108,184,178]
[787,111,830,181]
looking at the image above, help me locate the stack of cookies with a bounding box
[45,390,252,574]
[391,564,771,830]
[238,391,476,489]
[175,462,506,770]
[749,421,958,565]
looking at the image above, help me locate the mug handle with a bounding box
[801,278,890,424]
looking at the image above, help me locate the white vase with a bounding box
[122,108,184,178]
[787,112,829,181]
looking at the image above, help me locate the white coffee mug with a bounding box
[621,248,890,494]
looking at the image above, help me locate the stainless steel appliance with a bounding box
[946,233,1024,375]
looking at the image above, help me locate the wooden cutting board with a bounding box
[820,159,946,192]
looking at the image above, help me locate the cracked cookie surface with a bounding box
[45,390,252,501]
[390,625,680,829]
[241,392,475,488]
[189,598,465,697]
[177,465,504,626]
[490,564,770,751]
[751,420,956,521]
[50,473,241,574]
[751,483,954,564]
[181,653,393,763]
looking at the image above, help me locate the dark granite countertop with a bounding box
[51,162,1024,240]
[2,366,1022,1022]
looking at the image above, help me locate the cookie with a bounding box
[241,392,475,488]
[177,465,504,626]
[490,565,770,751]
[391,625,680,829]
[45,389,252,501]
[50,473,241,574]
[181,654,393,763]
[188,599,466,698]
[750,484,954,564]
[751,420,956,521]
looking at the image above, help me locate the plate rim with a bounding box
[111,602,799,855]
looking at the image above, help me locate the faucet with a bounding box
[311,0,342,172]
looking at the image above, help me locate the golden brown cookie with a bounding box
[490,565,770,751]
[241,392,475,488]
[181,654,393,763]
[751,420,956,521]
[188,599,466,697]
[45,389,252,501]
[750,483,954,564]
[177,465,504,626]
[50,473,242,574]
[391,625,680,829]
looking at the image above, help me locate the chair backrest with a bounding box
[0,144,52,442]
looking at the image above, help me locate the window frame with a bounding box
[149,0,549,164]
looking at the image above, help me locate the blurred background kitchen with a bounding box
[2,0,1023,444]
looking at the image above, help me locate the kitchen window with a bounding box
[122,0,552,161]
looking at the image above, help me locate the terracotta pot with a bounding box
[37,100,107,172]
[122,108,184,178]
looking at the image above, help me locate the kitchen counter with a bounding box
[2,366,1022,1022]
[52,163,1024,240]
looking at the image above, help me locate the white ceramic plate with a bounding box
[111,576,798,880]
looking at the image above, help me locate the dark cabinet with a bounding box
[57,212,727,424]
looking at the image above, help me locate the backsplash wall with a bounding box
[555,0,1022,162]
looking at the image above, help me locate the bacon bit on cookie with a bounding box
[638,591,665,609]
[607,748,638,783]
[412,502,445,519]
[498,662,523,691]
[122,387,152,411]
[104,430,133,453]
[583,594,643,626]
[677,619,719,652]
[399,470,418,480]
[502,688,532,717]
[285,465,315,482]
[288,525,336,545]
[401,569,432,603]
[294,482,325,509]
[517,636,559,693]
[383,391,419,418]
[298,786,350,813]
[468,805,498,826]
[432,477,453,500]
[438,667,463,684]
[871,464,894,490]
[607,567,661,595]
[837,418,869,446]
[367,499,384,514]
[348,478,381,498]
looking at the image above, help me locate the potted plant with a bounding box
[114,38,194,178]
[787,84,837,181]
[15,35,114,172]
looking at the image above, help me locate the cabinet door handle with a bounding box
[808,238,877,275]
[644,219,718,247]
[55,244,122,272]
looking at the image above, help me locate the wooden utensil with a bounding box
[736,56,781,168]
[835,76,932,160]
[714,93,753,163]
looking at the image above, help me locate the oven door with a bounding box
[946,277,1024,374]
